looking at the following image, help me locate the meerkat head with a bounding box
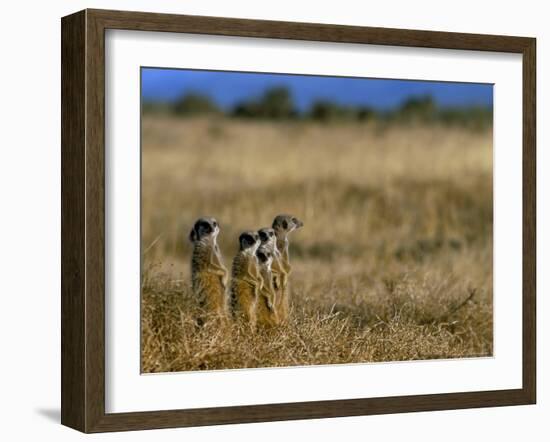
[238,230,261,255]
[258,227,277,250]
[272,214,303,240]
[189,217,220,244]
[256,246,273,270]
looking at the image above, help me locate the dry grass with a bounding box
[141,115,493,373]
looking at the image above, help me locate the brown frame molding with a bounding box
[61,9,536,433]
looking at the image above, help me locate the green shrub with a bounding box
[173,93,221,115]
[232,87,296,119]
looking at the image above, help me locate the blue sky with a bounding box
[141,68,493,111]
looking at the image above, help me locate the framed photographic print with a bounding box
[61,9,536,433]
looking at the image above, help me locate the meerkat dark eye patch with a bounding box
[257,251,267,263]
[259,231,268,242]
[282,220,288,229]
[239,233,255,249]
[197,221,213,236]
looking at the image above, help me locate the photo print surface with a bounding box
[140,68,493,373]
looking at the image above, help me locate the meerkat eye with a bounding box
[240,233,254,248]
[213,221,218,227]
[269,231,274,237]
[282,220,288,229]
[259,231,267,241]
[198,221,212,234]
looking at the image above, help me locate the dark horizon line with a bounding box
[141,93,494,112]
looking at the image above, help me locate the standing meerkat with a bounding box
[230,231,263,328]
[258,227,288,296]
[271,214,303,322]
[255,245,279,328]
[189,217,228,321]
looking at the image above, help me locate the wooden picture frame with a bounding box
[61,8,536,433]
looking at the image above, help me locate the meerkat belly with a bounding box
[231,279,257,311]
[256,289,278,327]
[271,270,284,309]
[193,271,226,314]
[271,269,282,291]
[274,264,290,323]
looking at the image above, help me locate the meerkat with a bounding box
[189,217,229,322]
[255,245,279,328]
[271,214,304,322]
[229,231,263,328]
[258,227,288,294]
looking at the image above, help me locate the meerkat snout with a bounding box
[291,217,304,229]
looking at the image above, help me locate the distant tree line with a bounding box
[143,86,492,129]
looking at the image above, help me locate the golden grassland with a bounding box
[141,115,493,373]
